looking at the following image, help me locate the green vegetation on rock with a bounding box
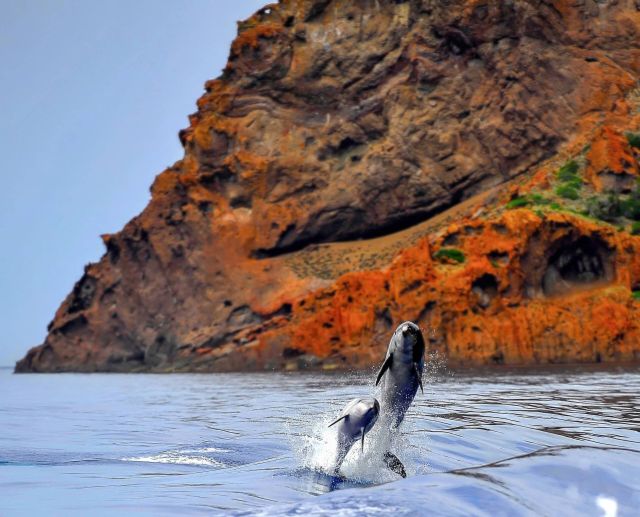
[622,184,640,220]
[506,194,551,210]
[586,193,622,222]
[506,197,530,209]
[434,248,466,264]
[504,156,640,235]
[554,159,584,201]
[529,193,551,205]
[557,160,580,180]
[556,184,580,200]
[585,181,640,225]
[626,132,640,149]
[632,290,640,301]
[564,176,583,190]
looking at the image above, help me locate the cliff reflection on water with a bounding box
[0,365,639,516]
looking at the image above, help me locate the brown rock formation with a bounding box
[16,0,640,372]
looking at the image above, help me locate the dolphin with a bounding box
[375,321,426,478]
[327,397,380,476]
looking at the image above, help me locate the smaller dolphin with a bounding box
[327,397,380,475]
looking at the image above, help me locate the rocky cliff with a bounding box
[16,0,640,372]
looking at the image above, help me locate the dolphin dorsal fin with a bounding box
[375,353,393,386]
[413,362,423,394]
[328,414,348,428]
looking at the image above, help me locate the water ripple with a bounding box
[1,366,639,515]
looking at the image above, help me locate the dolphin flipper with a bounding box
[361,427,365,452]
[328,415,348,428]
[413,362,423,394]
[383,451,407,478]
[375,354,393,386]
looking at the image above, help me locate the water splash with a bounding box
[286,405,399,484]
[285,354,444,485]
[596,496,618,517]
[122,446,230,467]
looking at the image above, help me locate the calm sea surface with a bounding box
[1,365,639,516]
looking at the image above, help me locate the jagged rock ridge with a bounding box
[16,0,640,372]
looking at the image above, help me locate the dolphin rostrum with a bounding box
[327,397,380,476]
[375,321,426,477]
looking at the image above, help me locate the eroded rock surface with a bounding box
[16,0,640,372]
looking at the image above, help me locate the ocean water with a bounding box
[1,365,639,516]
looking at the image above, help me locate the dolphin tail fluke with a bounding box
[328,415,348,428]
[383,451,407,478]
[375,354,393,386]
[413,362,423,394]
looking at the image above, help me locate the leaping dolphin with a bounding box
[375,321,426,478]
[327,397,380,476]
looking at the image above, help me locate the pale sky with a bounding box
[0,0,267,365]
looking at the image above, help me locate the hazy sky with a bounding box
[0,1,267,365]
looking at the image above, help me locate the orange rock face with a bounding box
[16,0,640,372]
[586,127,640,192]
